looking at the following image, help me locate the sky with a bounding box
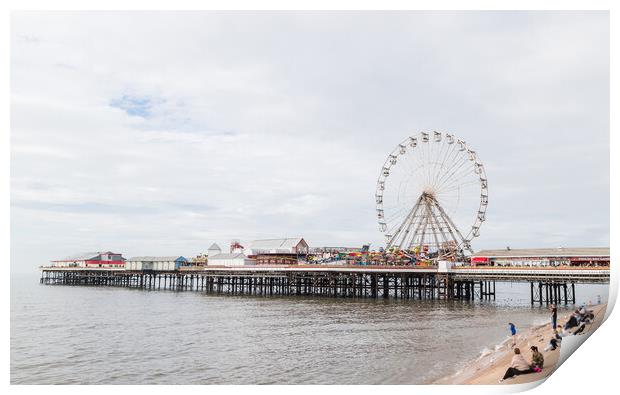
[10,11,609,273]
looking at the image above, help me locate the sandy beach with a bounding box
[435,303,608,385]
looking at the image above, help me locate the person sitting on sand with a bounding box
[564,314,579,331]
[544,330,562,351]
[573,321,587,335]
[499,348,534,382]
[544,337,559,351]
[530,346,544,370]
[578,307,594,323]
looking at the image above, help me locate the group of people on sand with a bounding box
[561,305,595,335]
[499,302,596,383]
[499,346,544,382]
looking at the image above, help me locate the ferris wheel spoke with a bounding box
[436,178,480,196]
[432,139,458,187]
[434,133,455,181]
[437,180,476,207]
[432,141,465,187]
[439,161,478,190]
[434,158,469,190]
[435,150,470,184]
[424,138,436,186]
[429,136,445,185]
[384,207,412,227]
[434,155,472,191]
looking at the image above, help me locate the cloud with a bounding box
[10,11,609,272]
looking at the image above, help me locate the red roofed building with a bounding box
[51,251,125,268]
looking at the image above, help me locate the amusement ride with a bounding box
[375,131,488,261]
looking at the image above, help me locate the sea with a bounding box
[10,272,609,384]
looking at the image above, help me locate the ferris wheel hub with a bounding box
[422,188,436,198]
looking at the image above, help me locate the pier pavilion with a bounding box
[471,247,610,267]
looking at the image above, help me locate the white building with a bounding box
[207,252,256,266]
[207,243,222,257]
[126,256,188,271]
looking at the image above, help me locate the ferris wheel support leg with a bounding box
[428,206,457,258]
[432,197,473,256]
[414,212,430,253]
[405,206,428,251]
[389,196,423,249]
[424,199,443,257]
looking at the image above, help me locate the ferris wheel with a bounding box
[375,131,488,259]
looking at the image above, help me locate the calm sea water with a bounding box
[10,273,608,384]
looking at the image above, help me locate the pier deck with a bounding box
[39,265,610,304]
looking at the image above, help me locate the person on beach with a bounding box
[530,346,544,370]
[550,304,557,329]
[573,322,587,335]
[499,348,534,383]
[564,314,579,331]
[578,306,594,323]
[544,330,563,351]
[508,323,517,347]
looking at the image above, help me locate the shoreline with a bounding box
[434,302,608,385]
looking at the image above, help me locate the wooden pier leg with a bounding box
[538,282,543,305]
[417,277,422,299]
[382,275,389,298]
[371,275,378,298]
[563,283,567,304]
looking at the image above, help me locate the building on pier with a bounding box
[51,252,125,268]
[207,243,222,259]
[471,247,610,267]
[126,256,188,271]
[245,237,309,264]
[207,252,256,266]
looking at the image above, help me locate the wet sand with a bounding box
[435,303,607,385]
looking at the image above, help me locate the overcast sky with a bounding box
[11,11,609,273]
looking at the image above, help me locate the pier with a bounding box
[39,265,610,304]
